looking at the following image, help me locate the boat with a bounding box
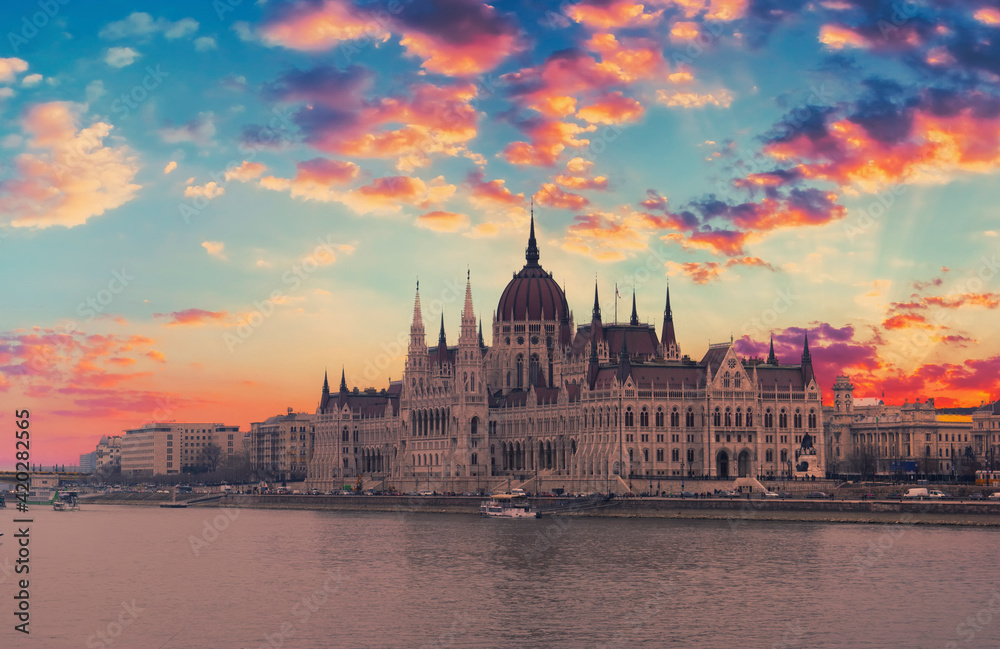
[27,489,58,506]
[53,492,80,511]
[0,494,6,508]
[480,493,542,518]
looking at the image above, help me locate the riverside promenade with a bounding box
[82,492,1000,526]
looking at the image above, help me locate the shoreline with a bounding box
[80,493,1000,526]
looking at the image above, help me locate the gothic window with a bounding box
[686,409,694,427]
[747,408,753,427]
[516,355,524,388]
[724,409,732,427]
[640,409,649,427]
[764,410,773,428]
[779,409,788,429]
[766,449,773,462]
[808,410,817,429]
[723,371,730,388]
[735,408,743,427]
[793,409,802,428]
[625,408,634,427]
[670,408,679,427]
[713,408,721,427]
[734,374,741,388]
[672,449,679,461]
[643,449,649,461]
[780,449,787,463]
[656,409,665,427]
[687,448,694,463]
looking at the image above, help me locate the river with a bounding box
[1,504,997,648]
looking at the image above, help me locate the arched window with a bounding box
[766,449,773,462]
[735,408,743,427]
[656,408,664,427]
[793,409,802,428]
[723,371,730,388]
[780,449,787,463]
[779,409,788,429]
[506,372,510,387]
[643,448,649,461]
[670,408,679,427]
[516,355,523,388]
[747,408,753,427]
[724,408,732,427]
[713,408,721,427]
[625,408,633,427]
[764,410,773,428]
[686,408,694,427]
[640,409,649,427]
[734,374,741,388]
[808,410,817,429]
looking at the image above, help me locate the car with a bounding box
[722,490,739,497]
[806,491,829,499]
[510,488,527,497]
[967,493,984,500]
[927,490,948,499]
[418,490,434,496]
[886,492,902,499]
[679,491,695,498]
[988,492,1000,500]
[307,489,321,495]
[762,491,780,498]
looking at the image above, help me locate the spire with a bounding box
[438,312,446,346]
[462,269,475,324]
[322,370,330,395]
[660,283,678,360]
[767,335,777,364]
[525,202,540,267]
[478,319,485,348]
[587,333,600,389]
[801,332,814,385]
[617,335,631,383]
[409,280,426,352]
[630,289,639,326]
[412,280,423,328]
[592,282,602,321]
[339,367,347,393]
[802,331,812,363]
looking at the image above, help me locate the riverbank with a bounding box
[80,492,1000,526]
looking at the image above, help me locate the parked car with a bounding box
[967,493,984,500]
[762,491,780,498]
[886,492,902,500]
[418,490,434,496]
[806,491,829,499]
[988,492,1000,500]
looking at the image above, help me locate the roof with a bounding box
[603,325,660,358]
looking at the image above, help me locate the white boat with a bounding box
[480,493,541,518]
[53,492,80,511]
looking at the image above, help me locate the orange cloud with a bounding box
[0,102,141,228]
[883,313,934,330]
[224,161,267,182]
[671,21,701,40]
[259,0,389,49]
[256,158,361,204]
[657,89,733,108]
[818,24,870,49]
[576,91,644,125]
[973,7,1000,25]
[415,210,470,233]
[561,211,658,261]
[153,309,230,327]
[184,182,225,200]
[466,171,526,208]
[568,1,663,29]
[535,183,589,210]
[554,173,609,191]
[344,175,456,214]
[665,256,775,284]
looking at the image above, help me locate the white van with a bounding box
[904,487,928,499]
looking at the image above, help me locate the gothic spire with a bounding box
[322,370,329,395]
[339,367,348,393]
[592,282,602,321]
[661,282,678,359]
[767,335,778,364]
[802,332,812,362]
[438,312,446,346]
[525,203,540,267]
[630,289,639,326]
[478,319,485,348]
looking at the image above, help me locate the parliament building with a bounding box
[306,218,824,493]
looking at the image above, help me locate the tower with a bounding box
[660,283,679,360]
[833,375,854,414]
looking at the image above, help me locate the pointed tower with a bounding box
[339,367,348,393]
[478,319,486,350]
[767,334,778,365]
[320,370,331,411]
[458,271,480,393]
[587,333,600,389]
[436,313,449,368]
[660,283,679,360]
[617,335,632,384]
[630,289,639,326]
[801,332,814,385]
[525,204,540,267]
[591,282,604,350]
[406,281,428,381]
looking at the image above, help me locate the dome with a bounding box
[496,215,568,322]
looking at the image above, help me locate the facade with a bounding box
[95,435,122,473]
[249,409,316,480]
[308,218,824,492]
[824,376,974,476]
[971,400,1000,471]
[79,451,97,474]
[121,422,242,476]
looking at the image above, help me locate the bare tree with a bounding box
[199,443,223,472]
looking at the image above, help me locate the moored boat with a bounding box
[53,492,80,511]
[480,493,541,518]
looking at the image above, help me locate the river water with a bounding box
[1,504,998,648]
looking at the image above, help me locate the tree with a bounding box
[199,443,223,472]
[847,444,878,480]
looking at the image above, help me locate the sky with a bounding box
[1,0,999,467]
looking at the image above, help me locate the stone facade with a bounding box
[307,219,824,493]
[249,409,316,479]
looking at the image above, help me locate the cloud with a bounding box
[259,0,522,76]
[99,12,199,40]
[0,57,28,83]
[21,73,42,87]
[153,309,229,326]
[159,112,216,146]
[105,47,140,68]
[535,182,589,210]
[202,241,227,260]
[465,170,525,208]
[194,36,217,51]
[576,91,644,124]
[415,210,470,232]
[0,102,141,228]
[343,175,456,214]
[223,160,267,182]
[184,182,225,200]
[255,158,359,203]
[665,256,776,284]
[567,0,663,29]
[974,8,1000,25]
[163,160,177,174]
[656,89,733,108]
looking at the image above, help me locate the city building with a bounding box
[308,217,823,493]
[249,409,315,480]
[121,422,242,476]
[79,451,97,474]
[971,400,1000,471]
[95,435,122,473]
[824,376,975,477]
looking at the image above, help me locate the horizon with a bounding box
[2,0,1000,467]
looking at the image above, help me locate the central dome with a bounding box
[496,215,568,322]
